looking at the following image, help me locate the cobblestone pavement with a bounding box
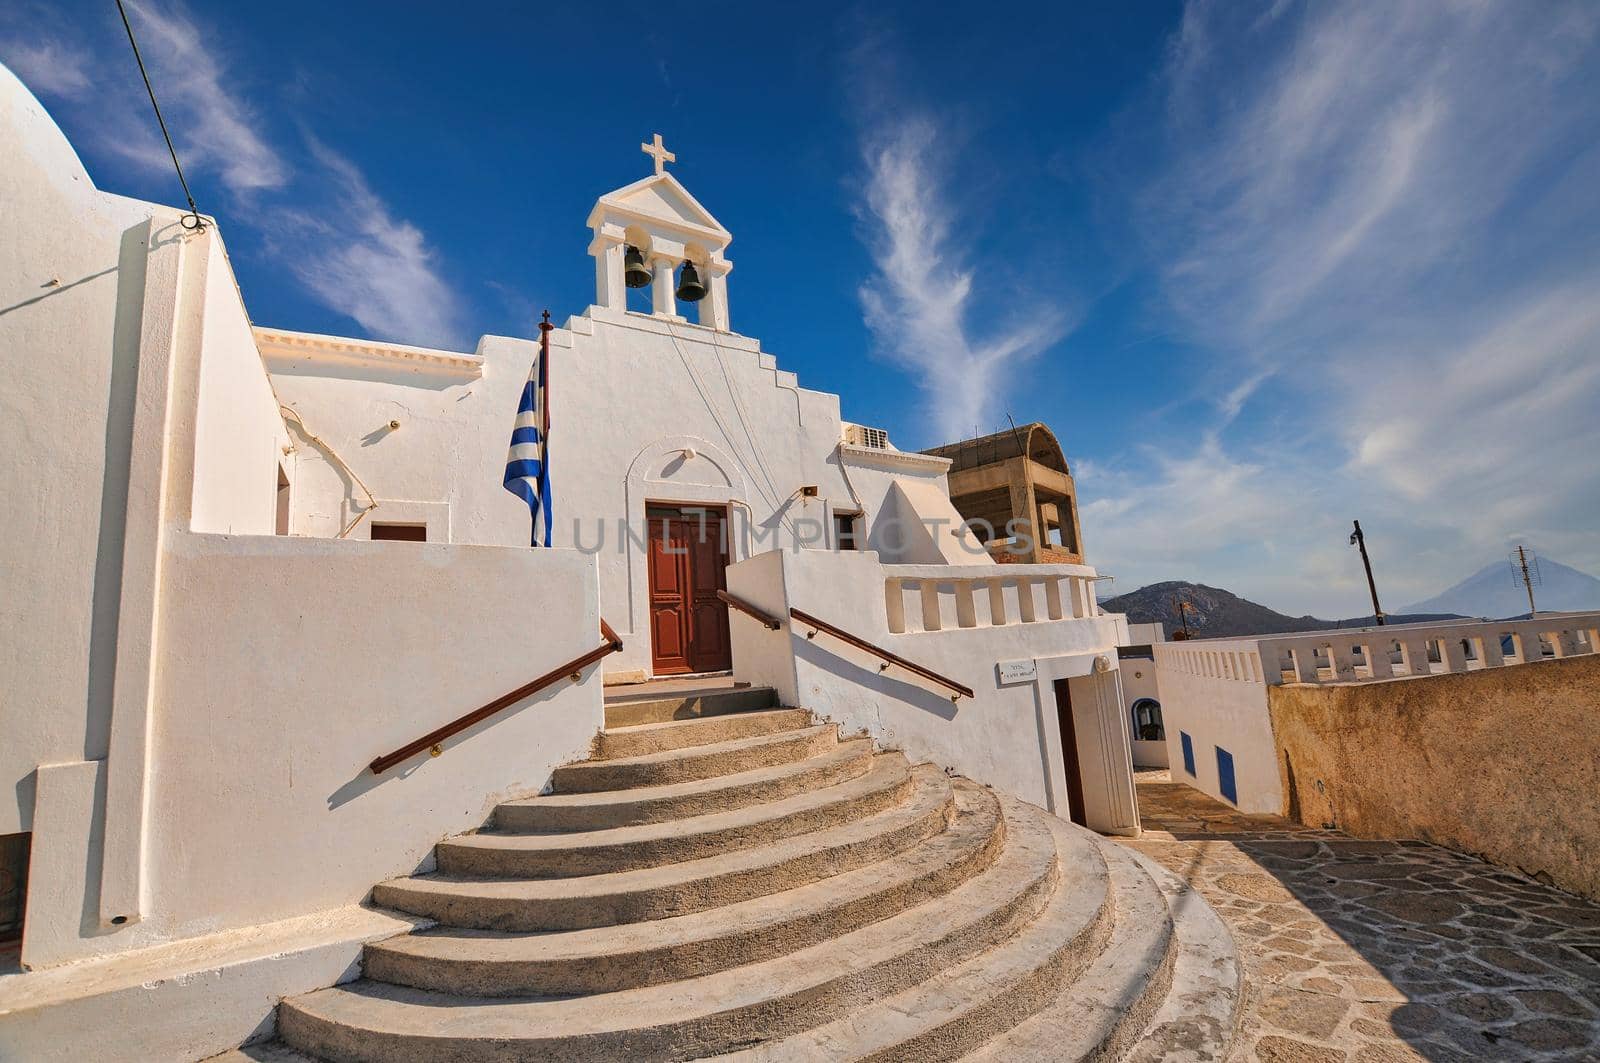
[1121,771,1600,1061]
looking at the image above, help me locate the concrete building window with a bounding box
[834,511,861,551]
[1131,698,1164,741]
[1180,732,1196,777]
[371,523,427,542]
[1,832,28,944]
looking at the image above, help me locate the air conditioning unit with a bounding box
[845,424,890,450]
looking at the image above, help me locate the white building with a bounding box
[1118,622,1169,769]
[1,63,1144,1056]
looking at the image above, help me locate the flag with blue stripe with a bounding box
[504,325,552,546]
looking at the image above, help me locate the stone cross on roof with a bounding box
[641,133,675,176]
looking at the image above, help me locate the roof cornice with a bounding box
[254,327,483,376]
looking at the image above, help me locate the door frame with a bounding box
[644,501,733,677]
[1052,678,1089,827]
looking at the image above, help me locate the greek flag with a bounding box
[504,322,552,547]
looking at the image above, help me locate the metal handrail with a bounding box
[369,619,624,774]
[716,589,783,630]
[789,607,976,702]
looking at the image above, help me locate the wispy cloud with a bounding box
[119,0,286,195]
[1086,0,1600,613]
[855,119,1066,441]
[275,138,465,350]
[1,1,465,350]
[0,36,93,100]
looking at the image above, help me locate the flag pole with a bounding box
[539,309,552,441]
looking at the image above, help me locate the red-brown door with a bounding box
[1053,678,1088,827]
[646,506,732,675]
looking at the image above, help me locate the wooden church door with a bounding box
[646,505,732,675]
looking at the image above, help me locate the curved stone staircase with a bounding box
[239,690,1240,1062]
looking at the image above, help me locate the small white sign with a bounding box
[997,659,1037,685]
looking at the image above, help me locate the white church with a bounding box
[0,62,1240,1062]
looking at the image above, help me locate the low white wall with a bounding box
[23,534,603,968]
[1120,658,1169,769]
[1153,640,1279,813]
[726,549,1136,832]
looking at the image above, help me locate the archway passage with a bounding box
[646,504,732,675]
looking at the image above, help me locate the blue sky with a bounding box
[5,1,1599,616]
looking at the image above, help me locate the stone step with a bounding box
[364,783,1005,997]
[436,753,914,879]
[493,738,876,833]
[959,839,1178,1063]
[711,804,1114,1061]
[1118,848,1242,1063]
[278,782,1061,1062]
[550,724,839,794]
[594,708,814,761]
[603,685,778,729]
[371,766,956,931]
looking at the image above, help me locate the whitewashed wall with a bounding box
[1120,657,1169,769]
[2,64,606,988]
[0,65,167,838]
[1153,640,1281,813]
[268,304,986,681]
[726,549,1138,833]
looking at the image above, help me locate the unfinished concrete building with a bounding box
[924,423,1085,565]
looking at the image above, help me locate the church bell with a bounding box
[675,260,708,303]
[624,246,652,289]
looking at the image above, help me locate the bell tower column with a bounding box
[650,253,679,319]
[705,261,732,332]
[590,230,626,310]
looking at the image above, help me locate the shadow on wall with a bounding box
[792,634,960,729]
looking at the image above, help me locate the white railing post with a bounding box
[1328,640,1358,682]
[1044,577,1065,621]
[955,581,977,629]
[919,580,941,632]
[1363,638,1394,679]
[885,577,907,634]
[1291,645,1319,684]
[1512,629,1542,663]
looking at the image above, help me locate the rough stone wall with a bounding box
[989,545,1084,565]
[1268,654,1600,901]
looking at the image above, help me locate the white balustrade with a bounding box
[882,564,1102,634]
[1155,612,1600,687]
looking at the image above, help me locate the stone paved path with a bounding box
[1120,771,1600,1062]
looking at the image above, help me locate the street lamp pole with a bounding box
[1349,520,1385,625]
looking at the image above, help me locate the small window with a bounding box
[1216,746,1237,804]
[1130,698,1164,742]
[1180,732,1195,777]
[1,832,29,944]
[371,523,427,542]
[833,512,861,551]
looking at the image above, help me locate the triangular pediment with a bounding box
[590,173,730,243]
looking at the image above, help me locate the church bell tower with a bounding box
[586,134,734,331]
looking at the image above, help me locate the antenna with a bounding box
[1348,520,1385,625]
[1510,545,1541,616]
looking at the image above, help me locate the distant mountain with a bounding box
[1099,581,1462,640]
[1399,553,1600,618]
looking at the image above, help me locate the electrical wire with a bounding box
[114,0,205,232]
